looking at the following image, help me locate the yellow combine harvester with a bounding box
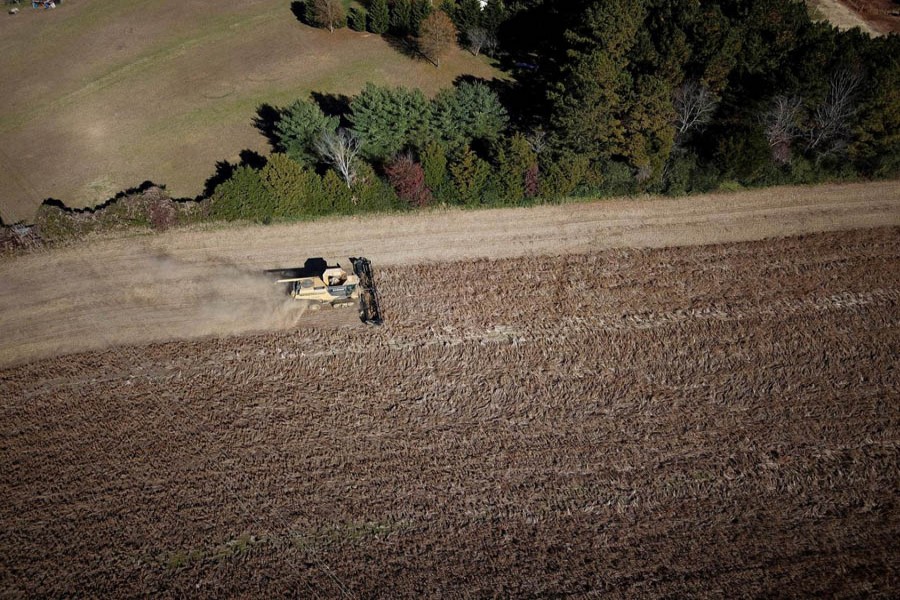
[268,257,382,324]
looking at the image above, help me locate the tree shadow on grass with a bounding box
[290,1,310,25]
[254,103,282,151]
[202,151,267,196]
[310,91,353,127]
[383,34,424,62]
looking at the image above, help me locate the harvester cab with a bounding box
[267,257,382,324]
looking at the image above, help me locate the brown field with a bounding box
[840,0,900,33]
[1,226,899,597]
[0,0,497,223]
[1,181,898,368]
[812,0,883,33]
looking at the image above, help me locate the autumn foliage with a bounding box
[386,154,433,207]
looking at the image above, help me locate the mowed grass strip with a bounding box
[0,0,497,222]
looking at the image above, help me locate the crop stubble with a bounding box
[1,228,898,597]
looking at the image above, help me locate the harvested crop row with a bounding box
[1,227,898,597]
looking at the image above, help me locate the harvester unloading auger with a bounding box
[268,257,382,324]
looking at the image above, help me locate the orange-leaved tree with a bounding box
[417,11,458,68]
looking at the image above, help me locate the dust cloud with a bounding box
[0,251,354,368]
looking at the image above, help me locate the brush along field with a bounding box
[1,226,899,597]
[1,181,899,369]
[0,0,496,223]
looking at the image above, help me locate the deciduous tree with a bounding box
[386,154,433,207]
[806,68,863,155]
[673,80,718,146]
[762,95,803,165]
[311,0,345,32]
[316,129,362,187]
[417,10,458,67]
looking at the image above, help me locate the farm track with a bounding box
[1,227,898,597]
[1,181,898,368]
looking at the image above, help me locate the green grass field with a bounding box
[0,0,497,223]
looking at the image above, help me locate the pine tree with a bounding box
[367,0,389,34]
[431,81,508,151]
[410,0,433,35]
[209,167,277,222]
[350,83,432,161]
[422,141,448,191]
[321,169,354,213]
[259,153,326,219]
[451,0,482,34]
[276,99,339,167]
[348,6,367,31]
[495,133,538,204]
[548,0,645,163]
[450,146,490,205]
[390,0,414,36]
[482,0,507,34]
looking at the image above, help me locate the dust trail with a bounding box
[0,250,353,368]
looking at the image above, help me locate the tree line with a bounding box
[207,0,898,223]
[31,0,899,238]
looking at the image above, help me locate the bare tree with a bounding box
[465,26,496,57]
[311,0,345,33]
[672,80,717,145]
[806,68,863,154]
[315,129,361,188]
[525,127,548,155]
[761,95,804,165]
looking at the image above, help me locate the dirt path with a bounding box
[0,181,898,367]
[813,0,884,35]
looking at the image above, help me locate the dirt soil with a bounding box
[1,226,898,597]
[839,0,900,33]
[814,0,885,34]
[1,181,898,368]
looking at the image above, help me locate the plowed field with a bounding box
[2,227,898,597]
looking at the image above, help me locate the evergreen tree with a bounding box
[367,0,390,34]
[353,162,401,212]
[545,0,677,178]
[494,133,538,204]
[422,141,448,191]
[390,0,414,36]
[350,83,432,161]
[321,169,354,213]
[431,81,508,152]
[348,6,367,31]
[260,153,326,218]
[850,39,900,176]
[482,0,507,34]
[276,99,339,167]
[452,0,482,35]
[209,167,277,222]
[410,0,433,35]
[450,146,491,205]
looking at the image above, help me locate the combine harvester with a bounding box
[268,257,382,324]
